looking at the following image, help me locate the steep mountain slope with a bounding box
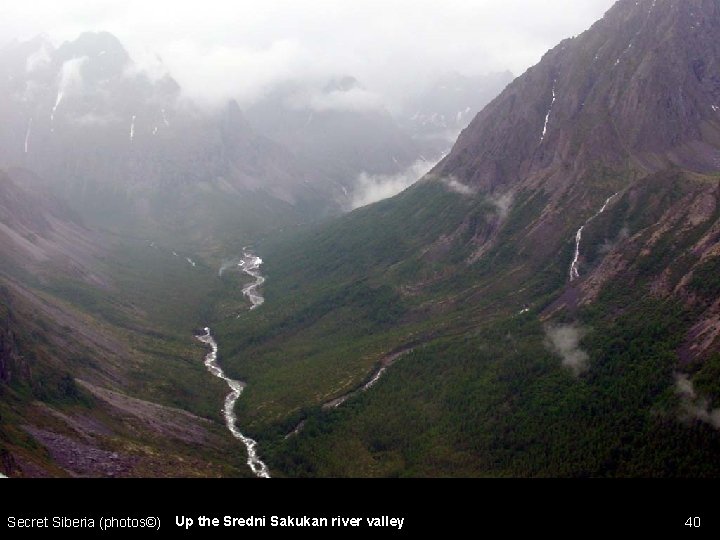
[208,0,720,477]
[437,0,720,190]
[0,32,343,244]
[0,169,256,476]
[0,32,355,477]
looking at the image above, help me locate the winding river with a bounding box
[197,250,270,478]
[239,251,265,310]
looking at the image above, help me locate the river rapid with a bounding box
[197,249,270,478]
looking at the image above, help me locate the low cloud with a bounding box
[49,56,87,122]
[598,225,630,255]
[218,257,242,277]
[1,0,617,110]
[69,112,121,126]
[156,39,314,108]
[58,56,88,95]
[675,373,720,429]
[20,79,43,102]
[490,192,513,219]
[440,177,475,196]
[545,323,589,376]
[25,42,51,72]
[305,87,384,113]
[350,159,435,210]
[122,49,171,85]
[282,84,385,114]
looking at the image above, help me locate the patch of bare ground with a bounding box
[678,298,720,365]
[22,425,138,477]
[77,380,212,445]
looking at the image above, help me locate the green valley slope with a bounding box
[209,0,720,477]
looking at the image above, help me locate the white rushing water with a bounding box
[569,226,585,281]
[569,193,619,282]
[129,115,136,143]
[219,251,266,310]
[363,367,387,391]
[239,250,265,311]
[24,118,32,154]
[320,348,414,413]
[540,79,557,142]
[197,248,269,477]
[196,327,270,478]
[50,90,64,129]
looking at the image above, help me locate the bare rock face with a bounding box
[434,0,720,194]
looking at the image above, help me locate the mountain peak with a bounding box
[323,75,362,93]
[605,0,715,19]
[434,0,720,195]
[56,31,130,67]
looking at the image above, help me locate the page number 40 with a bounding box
[685,517,701,528]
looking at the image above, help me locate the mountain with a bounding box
[245,77,423,187]
[0,32,343,244]
[3,0,720,478]
[0,32,354,477]
[0,168,97,279]
[0,168,261,476]
[436,0,720,191]
[398,70,514,157]
[206,0,720,477]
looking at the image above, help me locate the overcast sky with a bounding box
[1,0,617,109]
